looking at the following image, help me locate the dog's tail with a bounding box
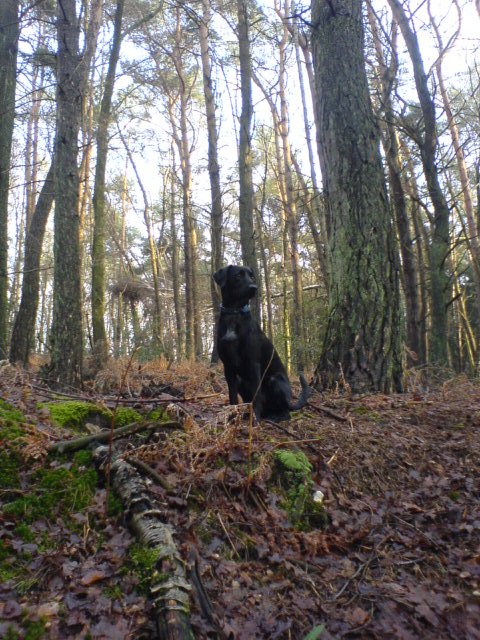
[288,374,311,411]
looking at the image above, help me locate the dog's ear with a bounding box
[247,267,255,278]
[213,266,229,288]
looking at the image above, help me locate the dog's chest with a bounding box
[218,316,251,364]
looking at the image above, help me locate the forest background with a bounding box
[1,0,480,391]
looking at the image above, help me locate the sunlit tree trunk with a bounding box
[0,0,19,358]
[367,5,422,367]
[10,162,54,365]
[91,0,125,366]
[387,0,450,366]
[199,0,223,362]
[428,0,480,353]
[169,160,185,359]
[50,0,102,386]
[237,0,260,320]
[282,0,328,281]
[311,0,402,392]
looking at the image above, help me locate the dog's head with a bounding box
[213,265,257,307]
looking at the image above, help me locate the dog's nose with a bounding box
[249,283,258,290]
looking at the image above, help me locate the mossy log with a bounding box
[49,420,181,454]
[92,446,195,640]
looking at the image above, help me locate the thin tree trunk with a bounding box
[0,0,19,358]
[428,0,480,353]
[367,4,422,367]
[277,0,306,371]
[199,0,223,363]
[387,0,451,366]
[283,0,328,282]
[169,163,185,360]
[91,0,126,366]
[10,161,54,365]
[237,0,260,320]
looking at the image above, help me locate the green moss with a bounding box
[0,402,30,490]
[146,408,170,422]
[39,401,141,432]
[107,492,123,517]
[23,619,47,640]
[0,399,26,430]
[352,406,382,420]
[0,450,21,489]
[3,459,97,526]
[15,524,35,543]
[40,401,112,431]
[114,407,142,427]
[273,449,327,531]
[103,585,123,600]
[128,543,164,594]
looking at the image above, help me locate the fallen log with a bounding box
[49,419,181,454]
[92,446,194,640]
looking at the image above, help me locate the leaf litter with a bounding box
[0,360,479,639]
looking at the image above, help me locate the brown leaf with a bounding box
[80,570,107,586]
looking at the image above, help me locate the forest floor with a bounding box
[0,359,479,640]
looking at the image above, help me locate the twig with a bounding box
[309,402,349,422]
[48,420,181,454]
[128,457,173,491]
[332,533,392,601]
[390,513,440,548]
[266,419,320,454]
[216,511,240,559]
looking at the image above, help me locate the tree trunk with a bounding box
[282,0,328,282]
[387,0,450,366]
[169,161,185,359]
[199,0,223,363]
[50,0,102,386]
[275,1,306,371]
[9,161,54,365]
[0,0,19,359]
[91,0,125,366]
[237,0,260,320]
[311,0,402,393]
[367,5,422,367]
[428,0,480,354]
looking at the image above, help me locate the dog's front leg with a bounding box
[250,363,263,421]
[224,366,239,405]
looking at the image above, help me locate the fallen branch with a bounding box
[48,420,181,454]
[129,457,173,491]
[93,446,194,640]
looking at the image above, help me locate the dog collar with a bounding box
[220,304,250,315]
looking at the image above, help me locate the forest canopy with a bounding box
[1,0,480,391]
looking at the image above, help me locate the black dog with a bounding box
[213,265,310,421]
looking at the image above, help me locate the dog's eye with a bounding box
[236,272,243,280]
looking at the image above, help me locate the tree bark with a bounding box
[50,0,102,386]
[277,0,306,371]
[92,447,194,639]
[0,0,19,359]
[199,0,223,363]
[367,5,422,367]
[428,0,480,354]
[91,0,125,366]
[387,0,451,366]
[237,0,260,320]
[311,0,402,393]
[9,161,54,365]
